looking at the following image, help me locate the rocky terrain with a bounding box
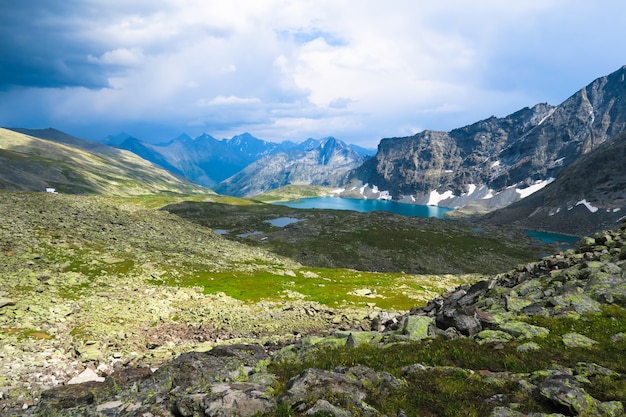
[478,130,626,237]
[0,191,483,415]
[6,206,626,416]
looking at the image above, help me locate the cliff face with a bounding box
[480,130,626,236]
[350,66,626,212]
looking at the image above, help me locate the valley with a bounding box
[1,66,626,416]
[2,190,626,416]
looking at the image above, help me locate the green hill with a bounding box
[0,127,209,195]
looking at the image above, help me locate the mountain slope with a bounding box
[111,132,293,188]
[0,128,208,195]
[215,137,370,197]
[479,130,626,236]
[350,65,626,211]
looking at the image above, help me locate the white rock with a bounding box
[68,368,105,384]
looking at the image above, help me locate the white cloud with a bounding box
[88,48,145,66]
[197,95,261,106]
[2,0,626,146]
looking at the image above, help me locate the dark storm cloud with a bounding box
[0,1,118,89]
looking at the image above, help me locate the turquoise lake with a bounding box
[273,196,452,218]
[273,196,580,247]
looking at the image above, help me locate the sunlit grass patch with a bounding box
[1,327,54,340]
[157,267,479,310]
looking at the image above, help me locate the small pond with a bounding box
[264,217,301,227]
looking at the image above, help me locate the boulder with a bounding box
[561,333,598,348]
[403,316,435,341]
[498,321,549,340]
[435,309,481,336]
[280,366,400,416]
[475,330,514,345]
[202,382,277,417]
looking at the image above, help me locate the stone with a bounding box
[561,333,598,348]
[435,309,481,336]
[537,373,603,416]
[489,406,526,416]
[37,381,103,411]
[280,366,396,416]
[611,332,626,343]
[498,321,550,340]
[475,330,514,345]
[203,382,277,417]
[505,294,533,312]
[403,315,434,341]
[68,368,105,384]
[96,400,124,412]
[305,399,351,417]
[516,342,541,352]
[76,342,102,362]
[0,297,16,309]
[575,362,619,378]
[597,401,625,417]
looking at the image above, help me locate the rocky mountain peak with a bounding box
[349,65,626,216]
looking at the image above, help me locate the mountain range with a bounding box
[351,66,626,207]
[3,66,626,235]
[101,132,374,192]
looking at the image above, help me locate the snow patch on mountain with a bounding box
[516,178,555,199]
[576,199,599,213]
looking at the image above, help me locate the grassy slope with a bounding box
[254,184,341,202]
[0,128,208,195]
[0,192,477,347]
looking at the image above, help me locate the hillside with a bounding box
[161,200,543,275]
[350,65,626,214]
[0,191,496,414]
[4,190,625,416]
[0,128,208,195]
[478,130,626,236]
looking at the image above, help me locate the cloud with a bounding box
[88,48,145,66]
[197,95,262,106]
[1,0,626,147]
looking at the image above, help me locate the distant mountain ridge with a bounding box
[100,132,374,194]
[103,132,295,188]
[349,65,626,215]
[216,136,370,197]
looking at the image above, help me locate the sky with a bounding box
[1,1,625,148]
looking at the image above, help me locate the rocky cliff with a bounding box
[478,130,626,236]
[350,65,626,213]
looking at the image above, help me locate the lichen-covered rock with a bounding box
[538,374,599,415]
[403,315,435,341]
[516,342,541,352]
[561,333,598,348]
[475,330,514,345]
[280,366,400,416]
[203,382,277,417]
[498,321,549,340]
